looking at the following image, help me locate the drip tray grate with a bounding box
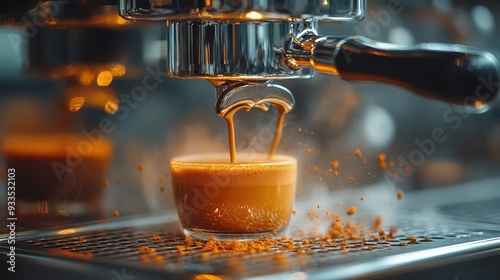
[14,216,499,278]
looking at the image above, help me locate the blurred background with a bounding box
[0,0,499,225]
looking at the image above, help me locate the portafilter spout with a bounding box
[212,81,295,118]
[119,0,500,114]
[211,80,295,159]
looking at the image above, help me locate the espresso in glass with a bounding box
[171,153,296,240]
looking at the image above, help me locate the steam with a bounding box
[286,182,399,237]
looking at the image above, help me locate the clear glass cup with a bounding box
[170,153,297,240]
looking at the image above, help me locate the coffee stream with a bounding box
[219,98,293,163]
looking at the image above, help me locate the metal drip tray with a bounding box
[440,198,500,224]
[3,213,500,280]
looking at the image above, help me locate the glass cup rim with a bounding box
[170,153,296,166]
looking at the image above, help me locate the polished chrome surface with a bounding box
[120,0,365,21]
[215,81,295,116]
[120,0,365,84]
[287,28,343,75]
[168,20,315,80]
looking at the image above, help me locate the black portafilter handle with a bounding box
[306,36,500,113]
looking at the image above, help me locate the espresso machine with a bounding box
[1,0,500,279]
[118,0,500,115]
